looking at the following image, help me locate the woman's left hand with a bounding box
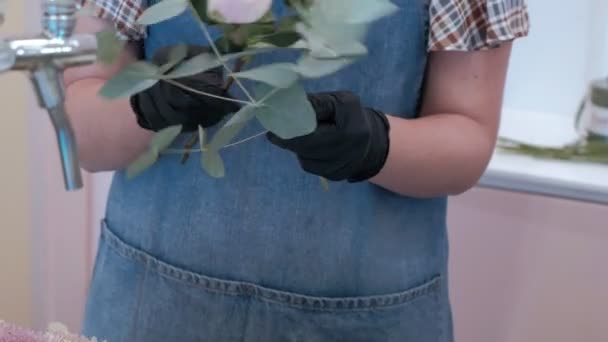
[267,91,390,182]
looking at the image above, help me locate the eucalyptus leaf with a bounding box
[295,0,370,58]
[126,149,158,179]
[233,63,298,88]
[295,55,354,78]
[164,52,220,79]
[254,83,316,139]
[165,46,284,79]
[239,22,275,38]
[190,0,216,23]
[201,149,225,178]
[319,0,398,24]
[198,125,206,148]
[99,61,160,99]
[96,28,125,65]
[159,44,189,74]
[254,31,301,48]
[295,22,367,58]
[209,106,256,149]
[215,35,242,54]
[137,0,189,25]
[150,125,183,152]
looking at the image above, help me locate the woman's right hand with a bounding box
[130,45,241,132]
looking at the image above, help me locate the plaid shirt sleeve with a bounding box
[428,0,530,51]
[81,0,530,50]
[79,0,146,40]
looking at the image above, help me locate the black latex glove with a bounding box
[268,91,391,182]
[130,45,240,132]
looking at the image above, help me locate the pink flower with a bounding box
[207,0,273,23]
[0,321,45,342]
[0,321,98,342]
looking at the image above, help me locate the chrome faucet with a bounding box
[0,0,98,191]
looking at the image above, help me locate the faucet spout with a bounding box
[47,105,83,190]
[0,0,98,191]
[31,65,82,190]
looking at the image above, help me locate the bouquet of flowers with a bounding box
[95,0,398,178]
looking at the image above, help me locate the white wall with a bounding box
[503,0,607,117]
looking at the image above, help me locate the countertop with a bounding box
[479,109,608,205]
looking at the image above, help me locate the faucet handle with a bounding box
[0,39,15,72]
[42,0,79,39]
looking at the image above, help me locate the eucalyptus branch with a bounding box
[223,130,269,148]
[163,129,269,154]
[223,57,246,90]
[258,86,281,103]
[194,11,257,104]
[180,133,200,164]
[164,79,252,106]
[496,136,608,164]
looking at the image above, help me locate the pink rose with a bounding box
[207,0,273,23]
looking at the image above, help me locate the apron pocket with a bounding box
[89,220,451,342]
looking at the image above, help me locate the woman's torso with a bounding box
[104,0,447,300]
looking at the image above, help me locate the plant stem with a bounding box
[163,130,269,154]
[164,79,252,106]
[223,57,246,90]
[180,133,200,164]
[223,130,268,148]
[197,19,256,104]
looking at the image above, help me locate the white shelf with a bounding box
[478,109,608,205]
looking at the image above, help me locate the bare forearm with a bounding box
[63,16,153,172]
[372,45,512,197]
[371,113,496,197]
[65,79,152,172]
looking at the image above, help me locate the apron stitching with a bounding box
[101,222,443,313]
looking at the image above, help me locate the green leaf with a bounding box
[239,22,275,38]
[245,15,300,48]
[319,0,398,24]
[294,21,367,58]
[233,63,299,88]
[137,0,189,25]
[254,83,317,139]
[277,15,300,31]
[159,44,188,74]
[214,35,243,54]
[295,0,371,58]
[198,125,206,148]
[295,55,354,78]
[164,52,221,79]
[99,61,160,98]
[126,149,158,179]
[150,125,183,152]
[163,46,284,79]
[201,149,225,178]
[190,0,216,24]
[95,28,125,65]
[209,106,256,149]
[255,31,301,47]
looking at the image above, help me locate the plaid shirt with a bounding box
[80,0,529,51]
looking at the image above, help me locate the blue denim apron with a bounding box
[82,0,453,340]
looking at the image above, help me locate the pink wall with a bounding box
[448,187,608,342]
